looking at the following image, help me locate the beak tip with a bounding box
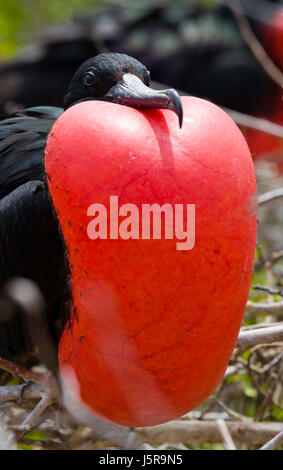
[165,88,183,129]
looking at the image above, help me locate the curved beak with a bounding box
[105,73,183,128]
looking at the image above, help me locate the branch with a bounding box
[216,419,237,449]
[137,420,283,446]
[0,357,52,388]
[253,285,283,297]
[0,384,44,403]
[237,324,283,350]
[245,300,283,316]
[0,355,58,448]
[223,108,283,139]
[228,0,283,87]
[7,390,54,448]
[260,429,283,451]
[259,188,283,205]
[241,322,283,331]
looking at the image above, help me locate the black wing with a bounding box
[0,107,68,365]
[0,106,62,199]
[0,181,67,364]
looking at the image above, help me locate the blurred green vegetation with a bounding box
[0,0,216,58]
[0,0,101,57]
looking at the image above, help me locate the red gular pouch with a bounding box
[45,97,257,427]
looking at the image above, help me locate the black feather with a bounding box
[0,180,68,362]
[0,107,65,363]
[0,107,62,199]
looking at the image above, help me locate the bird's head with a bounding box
[63,52,183,127]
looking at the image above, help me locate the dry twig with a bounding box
[253,285,283,297]
[259,188,283,205]
[228,0,283,87]
[216,419,237,450]
[7,390,54,447]
[138,420,283,447]
[0,357,53,388]
[237,325,283,349]
[223,109,283,139]
[260,429,283,450]
[245,300,283,316]
[0,384,45,403]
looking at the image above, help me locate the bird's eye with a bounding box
[84,71,97,87]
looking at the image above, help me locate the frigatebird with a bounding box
[0,53,183,367]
